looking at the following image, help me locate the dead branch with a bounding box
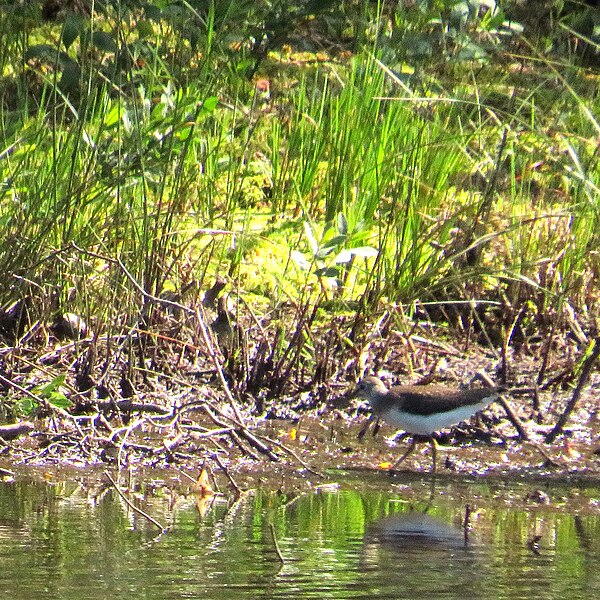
[95,399,171,415]
[261,434,325,477]
[104,470,165,532]
[546,337,600,444]
[211,452,243,495]
[0,421,35,440]
[497,396,529,441]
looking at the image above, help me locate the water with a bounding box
[0,472,598,599]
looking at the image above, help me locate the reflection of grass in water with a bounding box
[1,474,599,597]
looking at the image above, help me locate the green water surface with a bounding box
[0,473,598,599]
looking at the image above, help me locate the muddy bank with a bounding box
[1,300,599,494]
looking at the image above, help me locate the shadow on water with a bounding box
[0,472,599,599]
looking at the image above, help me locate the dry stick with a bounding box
[73,242,245,428]
[104,470,165,532]
[193,305,245,424]
[229,429,263,461]
[463,503,472,546]
[236,427,281,462]
[211,452,243,495]
[546,337,600,444]
[261,434,325,478]
[474,372,559,463]
[202,405,281,463]
[269,523,285,565]
[494,395,557,465]
[109,416,148,469]
[475,371,529,440]
[496,396,529,441]
[205,403,325,476]
[183,424,235,437]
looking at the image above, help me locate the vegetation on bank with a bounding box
[0,0,599,445]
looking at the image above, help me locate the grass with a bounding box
[1,0,600,414]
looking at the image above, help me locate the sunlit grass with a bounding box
[0,0,599,358]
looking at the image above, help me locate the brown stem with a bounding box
[545,337,600,444]
[104,470,165,532]
[0,422,35,440]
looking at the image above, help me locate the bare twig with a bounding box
[473,371,529,440]
[261,434,325,477]
[104,470,165,532]
[211,452,243,495]
[236,427,281,462]
[202,405,281,462]
[0,422,35,440]
[496,396,529,441]
[546,337,600,443]
[228,428,262,461]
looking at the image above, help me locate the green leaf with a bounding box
[322,235,347,249]
[60,60,81,90]
[25,44,59,62]
[48,392,72,410]
[35,375,72,410]
[17,397,37,416]
[25,44,81,82]
[62,12,84,50]
[36,374,66,396]
[315,246,335,259]
[201,96,219,113]
[315,266,339,278]
[104,104,122,128]
[91,31,118,53]
[455,42,487,62]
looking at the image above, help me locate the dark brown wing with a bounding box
[389,385,501,416]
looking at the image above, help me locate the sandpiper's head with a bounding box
[351,376,389,402]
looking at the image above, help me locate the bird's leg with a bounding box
[429,436,438,475]
[390,437,418,471]
[358,415,375,440]
[372,419,381,437]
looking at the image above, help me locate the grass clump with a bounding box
[0,0,599,416]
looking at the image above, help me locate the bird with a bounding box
[352,376,504,474]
